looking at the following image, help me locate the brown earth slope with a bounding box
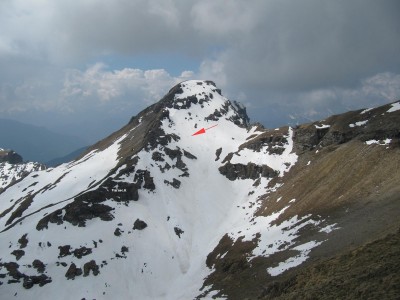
[259,228,400,300]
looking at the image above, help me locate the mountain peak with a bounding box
[159,79,249,127]
[1,84,398,299]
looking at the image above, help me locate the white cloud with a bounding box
[0,62,194,115]
[199,59,227,87]
[360,73,400,101]
[61,63,194,109]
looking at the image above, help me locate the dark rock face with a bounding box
[6,194,35,226]
[164,178,181,189]
[83,260,99,277]
[1,262,23,282]
[114,227,122,236]
[294,126,330,151]
[22,274,52,289]
[65,263,82,280]
[133,219,147,230]
[174,227,184,238]
[18,234,28,249]
[0,261,52,288]
[294,104,400,152]
[61,201,114,228]
[32,259,45,273]
[219,163,278,181]
[152,151,165,162]
[183,150,197,160]
[215,148,222,161]
[230,101,250,127]
[205,109,223,121]
[162,147,192,175]
[171,178,181,189]
[73,247,92,259]
[134,170,155,191]
[11,250,25,260]
[58,245,71,258]
[57,245,92,259]
[36,191,115,230]
[0,150,23,164]
[239,129,288,154]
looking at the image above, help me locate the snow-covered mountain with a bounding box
[0,81,399,299]
[0,149,45,192]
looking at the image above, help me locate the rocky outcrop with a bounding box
[219,162,278,181]
[65,263,82,280]
[0,149,23,164]
[0,261,51,288]
[133,219,147,230]
[293,102,400,152]
[83,260,100,277]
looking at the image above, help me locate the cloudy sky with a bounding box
[1,0,399,142]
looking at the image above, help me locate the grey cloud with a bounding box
[200,0,400,91]
[0,0,399,139]
[2,1,399,82]
[244,72,400,128]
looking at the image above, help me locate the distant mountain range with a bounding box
[0,119,87,163]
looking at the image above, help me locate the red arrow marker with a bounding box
[192,128,206,136]
[192,124,218,136]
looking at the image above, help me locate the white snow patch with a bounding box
[349,120,368,128]
[387,102,400,113]
[267,240,323,276]
[319,223,339,233]
[314,124,330,129]
[360,108,373,114]
[365,138,391,146]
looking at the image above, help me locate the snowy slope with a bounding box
[0,162,44,190]
[0,81,337,299]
